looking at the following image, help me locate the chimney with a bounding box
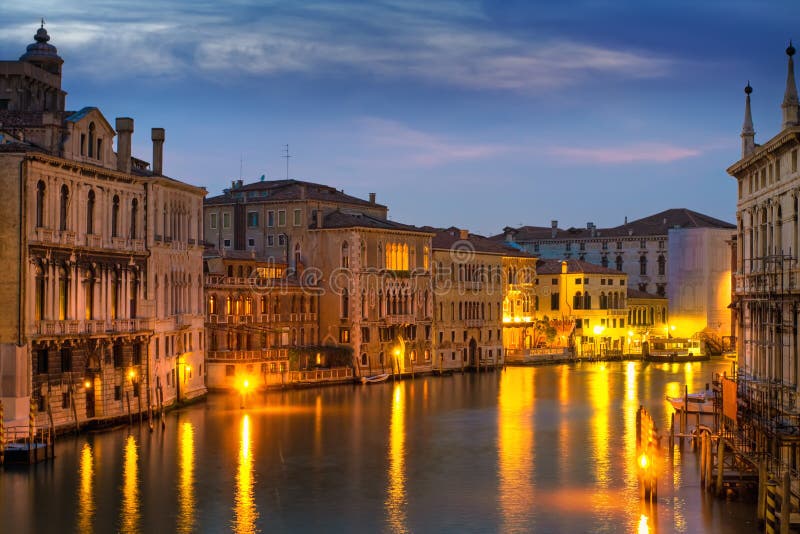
[316,209,323,228]
[624,216,628,225]
[151,128,165,175]
[551,220,558,239]
[459,229,469,240]
[300,184,307,200]
[115,117,134,174]
[561,260,568,274]
[369,192,376,204]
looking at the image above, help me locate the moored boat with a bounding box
[360,373,390,384]
[666,392,715,414]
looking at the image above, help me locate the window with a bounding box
[113,344,123,368]
[59,185,69,231]
[579,242,585,251]
[341,241,350,268]
[114,386,121,401]
[130,198,138,239]
[601,256,609,268]
[80,133,86,155]
[361,326,370,343]
[616,255,623,271]
[87,190,95,234]
[341,289,349,318]
[222,212,231,228]
[133,343,142,365]
[639,255,647,275]
[210,213,218,229]
[247,211,259,227]
[657,255,666,276]
[58,266,69,320]
[339,328,350,343]
[60,347,72,372]
[278,234,286,246]
[551,278,558,285]
[267,235,274,246]
[551,292,560,310]
[36,348,48,374]
[248,238,255,247]
[223,239,231,248]
[88,122,95,158]
[293,209,301,226]
[602,242,608,250]
[97,138,103,161]
[616,241,622,250]
[111,195,120,237]
[36,181,46,227]
[226,365,235,377]
[62,392,69,409]
[268,211,275,227]
[278,210,286,226]
[565,242,571,251]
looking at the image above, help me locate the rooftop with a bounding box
[205,178,385,209]
[535,258,626,276]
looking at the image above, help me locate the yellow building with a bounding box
[625,288,668,355]
[501,253,539,359]
[534,259,628,358]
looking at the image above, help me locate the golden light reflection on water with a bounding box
[498,367,535,532]
[77,443,94,534]
[589,365,610,488]
[120,435,140,534]
[622,362,640,527]
[177,422,196,534]
[233,414,258,534]
[314,395,322,459]
[386,383,407,534]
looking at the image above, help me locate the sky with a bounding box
[1,0,798,235]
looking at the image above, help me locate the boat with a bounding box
[666,392,715,414]
[643,337,709,362]
[360,373,390,384]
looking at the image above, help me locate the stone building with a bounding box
[533,259,628,357]
[727,44,800,480]
[0,26,206,429]
[625,288,669,355]
[203,251,318,390]
[204,179,433,377]
[497,208,734,338]
[428,227,529,370]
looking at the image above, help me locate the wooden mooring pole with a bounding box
[715,438,725,497]
[126,391,132,427]
[758,458,767,521]
[781,470,792,534]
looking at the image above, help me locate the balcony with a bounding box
[465,319,484,328]
[33,318,150,337]
[206,348,289,361]
[385,314,416,325]
[86,234,102,248]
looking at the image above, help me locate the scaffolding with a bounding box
[733,251,800,478]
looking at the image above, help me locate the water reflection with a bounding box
[498,367,535,532]
[233,414,258,534]
[120,435,140,534]
[590,365,610,488]
[77,443,94,534]
[386,383,407,534]
[177,422,196,534]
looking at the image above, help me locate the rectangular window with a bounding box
[617,241,622,250]
[248,238,255,247]
[210,213,218,229]
[361,326,370,343]
[551,278,558,285]
[533,243,540,252]
[62,392,69,409]
[278,210,286,226]
[114,385,121,401]
[602,242,608,250]
[223,239,231,248]
[293,209,301,226]
[247,211,259,227]
[575,278,582,284]
[565,242,571,251]
[278,234,286,246]
[222,212,231,228]
[37,349,48,374]
[579,242,585,251]
[267,235,274,246]
[339,328,350,344]
[268,211,275,227]
[60,347,72,373]
[0,99,9,110]
[550,292,560,310]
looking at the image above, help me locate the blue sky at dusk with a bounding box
[1,1,798,235]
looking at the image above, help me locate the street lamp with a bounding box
[592,325,606,357]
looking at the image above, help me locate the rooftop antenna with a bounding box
[283,144,290,180]
[239,154,243,181]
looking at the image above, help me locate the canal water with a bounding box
[1,361,758,533]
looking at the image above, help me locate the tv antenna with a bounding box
[283,144,290,180]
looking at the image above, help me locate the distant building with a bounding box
[204,180,434,377]
[497,208,734,338]
[0,26,206,429]
[626,288,668,355]
[428,227,531,370]
[534,259,628,357]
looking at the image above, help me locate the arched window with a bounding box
[110,270,119,321]
[341,241,349,268]
[225,296,232,315]
[87,190,95,234]
[111,195,120,238]
[657,255,665,276]
[599,292,607,309]
[584,293,592,309]
[59,184,69,231]
[208,295,216,315]
[573,291,583,310]
[58,265,69,320]
[423,246,430,270]
[361,353,368,366]
[615,255,623,272]
[130,198,138,239]
[294,243,301,268]
[35,265,45,321]
[36,180,46,227]
[341,288,349,318]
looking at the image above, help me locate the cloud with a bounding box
[355,117,511,166]
[0,0,675,90]
[546,143,702,164]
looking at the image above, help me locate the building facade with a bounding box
[498,208,733,338]
[0,26,205,429]
[429,227,524,371]
[727,44,800,478]
[533,259,628,357]
[203,253,318,390]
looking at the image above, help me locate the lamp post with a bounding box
[592,325,606,358]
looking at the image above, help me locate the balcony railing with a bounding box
[33,318,150,337]
[206,348,289,361]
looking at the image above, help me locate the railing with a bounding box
[464,319,484,328]
[386,314,416,325]
[505,347,571,363]
[288,367,353,382]
[206,349,289,361]
[734,270,800,294]
[34,318,149,336]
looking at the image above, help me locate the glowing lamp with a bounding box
[638,453,650,470]
[84,380,91,389]
[243,379,249,390]
[128,370,135,380]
